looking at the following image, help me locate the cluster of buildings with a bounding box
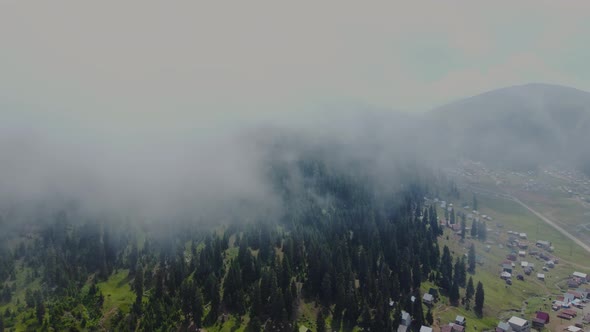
[553,272,589,311]
[494,272,589,331]
[498,233,563,285]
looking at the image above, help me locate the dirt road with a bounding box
[509,196,590,256]
[462,184,590,258]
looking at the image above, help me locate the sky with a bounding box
[1,1,590,124]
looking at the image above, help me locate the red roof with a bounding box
[441,326,453,332]
[562,309,577,317]
[535,311,550,323]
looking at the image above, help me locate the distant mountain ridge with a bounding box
[429,83,590,173]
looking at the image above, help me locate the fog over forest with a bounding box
[3,81,590,228]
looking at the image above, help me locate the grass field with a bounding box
[97,269,134,315]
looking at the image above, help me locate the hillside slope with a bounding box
[430,83,590,172]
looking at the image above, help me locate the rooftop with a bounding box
[508,316,528,327]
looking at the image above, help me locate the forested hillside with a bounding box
[0,144,466,332]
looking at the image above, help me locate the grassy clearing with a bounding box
[97,269,134,315]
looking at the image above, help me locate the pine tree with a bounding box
[193,288,204,327]
[468,245,476,273]
[465,277,474,309]
[478,221,487,241]
[471,220,478,238]
[440,246,453,290]
[454,258,466,287]
[36,301,45,324]
[460,218,466,241]
[474,281,485,317]
[316,310,326,332]
[449,281,460,306]
[133,263,144,314]
[425,308,433,326]
[472,193,478,211]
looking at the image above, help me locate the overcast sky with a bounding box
[1,1,590,123]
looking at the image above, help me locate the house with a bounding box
[520,261,528,268]
[401,311,411,327]
[508,316,530,332]
[572,271,588,282]
[546,261,555,268]
[518,251,526,257]
[496,321,513,332]
[503,264,513,273]
[532,311,549,328]
[419,326,433,332]
[565,326,581,332]
[455,315,466,326]
[501,271,512,279]
[536,240,551,249]
[537,273,545,281]
[443,323,465,332]
[562,309,577,317]
[519,233,527,239]
[567,290,583,299]
[568,279,580,288]
[507,254,517,261]
[422,293,434,305]
[524,267,532,275]
[575,287,590,299]
[564,293,575,303]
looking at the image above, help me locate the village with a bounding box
[415,195,590,332]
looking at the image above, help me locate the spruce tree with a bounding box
[478,221,487,241]
[193,288,204,327]
[471,220,478,238]
[465,277,474,309]
[36,301,45,324]
[460,218,466,241]
[316,310,326,332]
[468,244,476,274]
[474,281,485,317]
[440,246,453,290]
[449,281,460,306]
[133,263,144,313]
[425,308,433,326]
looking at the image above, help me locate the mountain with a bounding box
[430,83,590,173]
